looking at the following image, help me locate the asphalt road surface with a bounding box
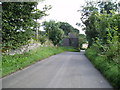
[2,51,113,88]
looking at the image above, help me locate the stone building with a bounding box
[62,33,79,48]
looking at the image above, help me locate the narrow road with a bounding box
[2,51,112,88]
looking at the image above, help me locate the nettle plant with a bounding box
[106,27,119,63]
[92,12,120,63]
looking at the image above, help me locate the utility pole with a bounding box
[118,1,120,14]
[36,3,39,41]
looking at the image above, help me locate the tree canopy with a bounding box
[42,21,80,46]
[2,2,51,50]
[43,20,64,45]
[80,0,120,47]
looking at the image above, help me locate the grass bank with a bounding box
[85,48,120,89]
[1,46,78,78]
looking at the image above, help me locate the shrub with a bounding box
[86,47,120,89]
[38,35,47,44]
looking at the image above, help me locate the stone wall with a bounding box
[5,43,41,55]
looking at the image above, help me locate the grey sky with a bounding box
[37,0,119,34]
[38,0,85,34]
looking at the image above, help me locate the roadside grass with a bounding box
[1,46,78,78]
[85,48,120,89]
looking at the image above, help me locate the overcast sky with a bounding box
[37,0,85,34]
[37,0,119,34]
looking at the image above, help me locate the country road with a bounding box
[2,51,113,88]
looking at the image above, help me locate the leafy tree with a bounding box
[80,0,120,62]
[79,0,119,47]
[84,12,99,47]
[2,2,50,51]
[79,1,99,47]
[43,20,64,45]
[59,22,75,36]
[98,1,118,14]
[73,28,79,37]
[80,1,98,24]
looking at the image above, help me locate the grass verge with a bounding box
[1,46,78,78]
[85,48,120,89]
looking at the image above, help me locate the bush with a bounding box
[85,47,97,61]
[86,48,120,89]
[38,35,47,44]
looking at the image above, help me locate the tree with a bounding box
[80,1,98,24]
[2,2,50,51]
[79,0,119,47]
[98,1,118,14]
[59,22,73,35]
[43,20,64,45]
[59,22,80,37]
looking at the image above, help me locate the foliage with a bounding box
[78,34,87,49]
[89,12,120,64]
[80,0,120,89]
[80,1,98,24]
[80,0,119,47]
[38,35,47,44]
[59,22,79,36]
[85,47,120,89]
[84,12,99,47]
[85,12,120,90]
[98,1,118,14]
[94,30,120,63]
[43,21,80,46]
[2,2,50,51]
[2,46,78,77]
[43,20,64,45]
[59,22,72,35]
